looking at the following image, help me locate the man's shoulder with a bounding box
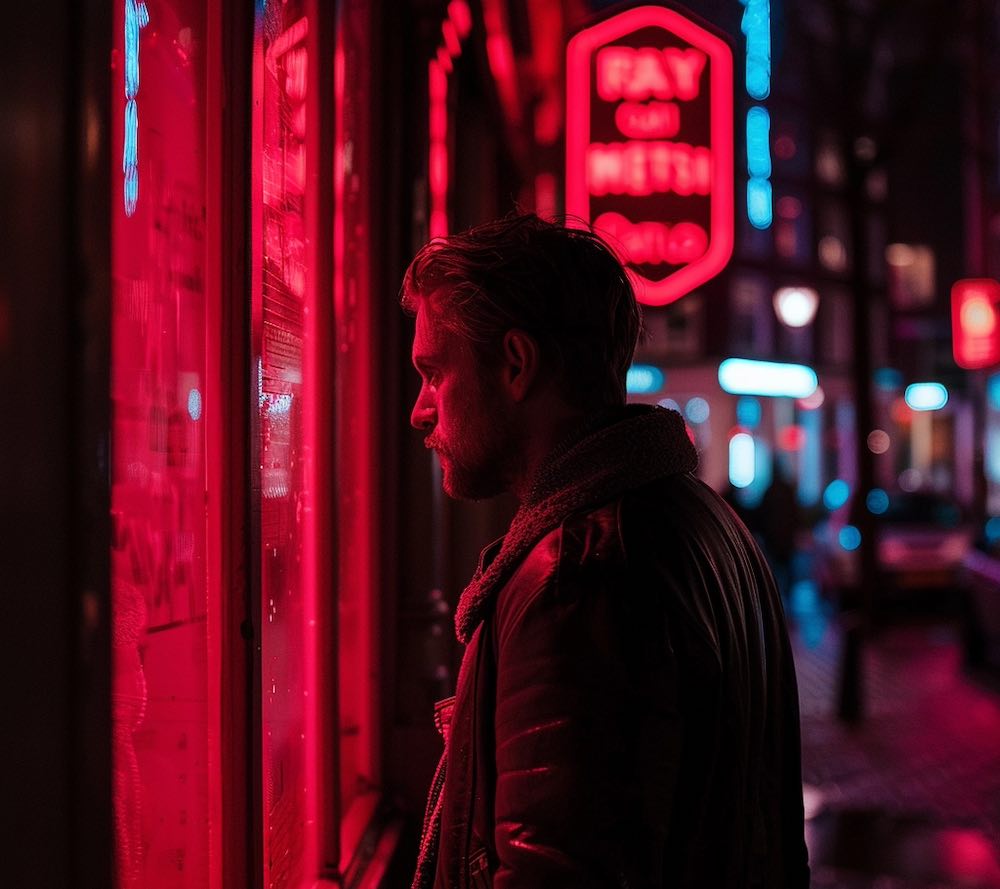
[493,499,625,627]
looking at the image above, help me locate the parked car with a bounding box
[814,490,974,617]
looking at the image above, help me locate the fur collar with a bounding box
[454,404,698,643]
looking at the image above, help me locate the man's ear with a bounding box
[501,329,540,402]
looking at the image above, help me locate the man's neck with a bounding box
[509,407,594,504]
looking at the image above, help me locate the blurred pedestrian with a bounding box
[403,214,809,889]
[758,461,800,600]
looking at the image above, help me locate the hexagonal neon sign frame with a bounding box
[566,5,734,306]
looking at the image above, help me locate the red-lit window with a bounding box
[334,0,382,869]
[252,5,318,886]
[111,1,220,887]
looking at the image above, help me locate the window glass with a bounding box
[253,4,317,886]
[111,1,216,887]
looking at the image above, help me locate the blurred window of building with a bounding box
[866,167,888,202]
[774,191,811,264]
[661,295,704,362]
[815,130,846,186]
[820,287,853,367]
[886,243,936,309]
[867,213,888,286]
[730,274,774,355]
[772,118,810,179]
[871,299,890,369]
[779,316,814,363]
[817,199,852,273]
[739,196,773,258]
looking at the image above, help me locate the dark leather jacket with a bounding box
[432,472,809,888]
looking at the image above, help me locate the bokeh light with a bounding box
[823,478,851,511]
[867,429,890,454]
[839,525,862,550]
[685,396,710,425]
[866,488,889,514]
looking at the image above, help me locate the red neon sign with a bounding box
[952,278,1000,369]
[566,6,734,306]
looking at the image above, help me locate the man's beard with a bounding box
[431,397,517,501]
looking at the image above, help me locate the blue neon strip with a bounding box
[746,106,771,178]
[124,99,138,215]
[123,0,148,217]
[740,0,772,229]
[742,0,771,100]
[747,177,772,229]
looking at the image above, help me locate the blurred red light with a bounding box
[952,278,1000,369]
[777,425,806,451]
[566,6,734,306]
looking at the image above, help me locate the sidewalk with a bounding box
[793,614,1000,888]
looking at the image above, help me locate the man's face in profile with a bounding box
[409,298,515,500]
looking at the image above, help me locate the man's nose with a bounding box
[410,397,435,432]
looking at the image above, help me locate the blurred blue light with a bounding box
[627,364,665,394]
[905,382,949,412]
[873,367,903,391]
[839,524,862,551]
[747,177,772,229]
[685,396,710,424]
[989,373,1000,410]
[747,107,771,178]
[866,487,889,515]
[657,397,680,413]
[719,358,817,398]
[985,516,1000,543]
[187,387,202,421]
[729,432,756,488]
[741,0,771,100]
[823,478,850,511]
[123,1,149,218]
[736,396,762,429]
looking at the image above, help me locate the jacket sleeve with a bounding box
[492,565,681,889]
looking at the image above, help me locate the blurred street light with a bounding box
[773,285,819,328]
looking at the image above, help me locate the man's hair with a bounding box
[400,213,641,409]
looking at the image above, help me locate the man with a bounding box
[403,214,809,889]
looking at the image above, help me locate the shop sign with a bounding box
[566,5,734,306]
[952,278,1000,369]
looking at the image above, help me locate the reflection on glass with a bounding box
[111,1,213,887]
[254,4,316,887]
